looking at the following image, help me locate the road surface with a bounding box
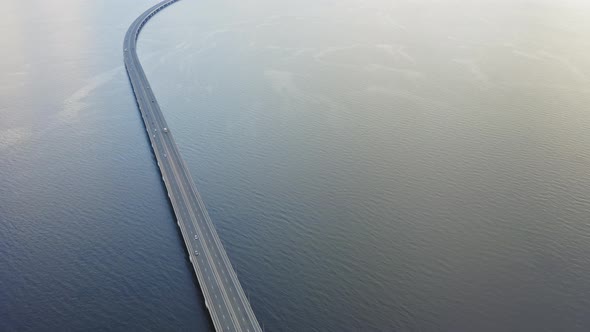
[123,1,262,331]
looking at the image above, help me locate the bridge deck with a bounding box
[123,1,262,331]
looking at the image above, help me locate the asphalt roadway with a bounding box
[123,1,262,331]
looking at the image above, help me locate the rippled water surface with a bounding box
[3,0,590,331]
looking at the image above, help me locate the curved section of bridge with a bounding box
[123,1,262,331]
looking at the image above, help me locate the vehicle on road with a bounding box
[163,127,168,133]
[195,235,198,240]
[194,251,199,256]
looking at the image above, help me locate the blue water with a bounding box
[0,1,211,330]
[3,0,590,331]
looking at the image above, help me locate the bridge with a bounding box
[123,1,262,331]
